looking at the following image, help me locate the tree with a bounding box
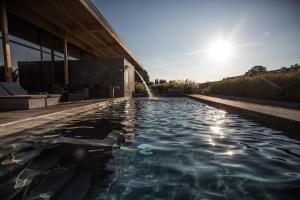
[291,63,300,70]
[245,65,267,76]
[135,69,150,83]
[159,79,166,84]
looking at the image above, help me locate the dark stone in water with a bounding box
[61,118,122,140]
[0,148,42,182]
[0,115,128,199]
[0,177,24,200]
[14,153,62,189]
[57,171,93,200]
[26,165,78,200]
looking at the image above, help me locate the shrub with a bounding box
[134,82,147,96]
[207,69,300,102]
[151,79,199,94]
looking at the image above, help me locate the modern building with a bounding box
[0,0,142,98]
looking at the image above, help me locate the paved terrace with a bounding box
[0,97,128,137]
[188,94,300,135]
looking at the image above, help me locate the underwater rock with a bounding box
[57,171,93,200]
[14,154,62,189]
[101,130,125,146]
[1,150,41,165]
[26,165,78,200]
[0,178,24,200]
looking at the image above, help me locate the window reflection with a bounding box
[10,39,41,70]
[1,13,96,82]
[0,31,3,67]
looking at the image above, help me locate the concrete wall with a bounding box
[69,59,124,97]
[68,58,135,97]
[18,58,135,98]
[124,59,135,97]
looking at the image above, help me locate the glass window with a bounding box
[68,43,81,60]
[54,51,64,61]
[0,31,4,81]
[7,35,41,70]
[10,39,41,70]
[42,47,52,61]
[0,31,4,67]
[9,35,40,49]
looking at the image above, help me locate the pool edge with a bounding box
[187,94,300,137]
[0,97,129,138]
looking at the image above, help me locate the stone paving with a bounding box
[0,97,128,137]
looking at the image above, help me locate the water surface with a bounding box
[1,98,300,200]
[91,98,300,200]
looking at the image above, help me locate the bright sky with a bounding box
[92,0,300,82]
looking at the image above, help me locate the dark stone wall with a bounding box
[18,61,64,92]
[68,59,124,97]
[18,58,135,98]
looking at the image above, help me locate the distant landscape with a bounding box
[135,64,300,102]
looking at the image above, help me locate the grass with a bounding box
[151,80,199,95]
[199,69,300,102]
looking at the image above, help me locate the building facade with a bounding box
[0,0,142,97]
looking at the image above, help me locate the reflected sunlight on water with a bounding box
[0,98,300,200]
[90,98,300,200]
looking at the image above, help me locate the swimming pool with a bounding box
[1,98,299,200]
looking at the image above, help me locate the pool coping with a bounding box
[187,94,300,135]
[0,97,129,138]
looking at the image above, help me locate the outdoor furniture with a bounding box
[68,88,89,101]
[0,82,61,110]
[46,94,62,106]
[0,95,46,110]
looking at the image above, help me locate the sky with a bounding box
[92,0,300,82]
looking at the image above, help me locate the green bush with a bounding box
[134,82,147,96]
[151,80,199,94]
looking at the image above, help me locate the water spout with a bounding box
[135,70,153,98]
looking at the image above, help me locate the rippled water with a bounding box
[90,98,300,200]
[1,97,300,200]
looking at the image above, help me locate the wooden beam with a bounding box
[78,0,142,68]
[7,3,99,58]
[0,5,13,82]
[10,1,111,58]
[70,24,106,34]
[64,37,69,86]
[46,0,118,56]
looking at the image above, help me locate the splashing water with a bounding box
[135,70,153,98]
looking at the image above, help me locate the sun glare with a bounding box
[208,39,234,62]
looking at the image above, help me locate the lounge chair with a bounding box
[0,82,61,110]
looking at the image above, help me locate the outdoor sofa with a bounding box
[0,82,61,110]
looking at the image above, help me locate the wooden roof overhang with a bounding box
[6,0,143,71]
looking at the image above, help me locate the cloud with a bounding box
[264,31,270,37]
[234,42,265,48]
[228,14,248,41]
[181,42,264,57]
[184,49,209,56]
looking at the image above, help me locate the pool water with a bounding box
[1,98,300,200]
[89,98,300,200]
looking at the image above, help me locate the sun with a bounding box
[208,39,234,62]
